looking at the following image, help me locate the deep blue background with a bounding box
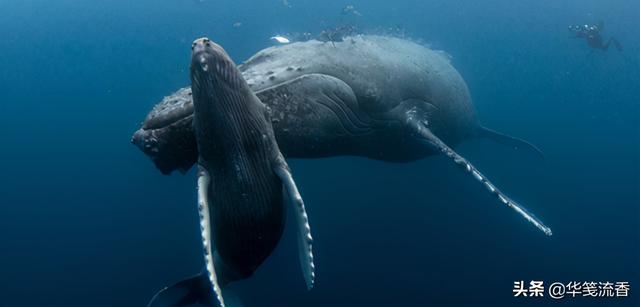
[0,1,638,306]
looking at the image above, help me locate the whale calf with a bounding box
[133,35,551,235]
[148,38,315,307]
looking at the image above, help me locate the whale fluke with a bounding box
[147,272,216,307]
[147,270,245,307]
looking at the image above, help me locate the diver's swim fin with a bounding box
[609,37,623,52]
[477,126,545,159]
[147,272,217,307]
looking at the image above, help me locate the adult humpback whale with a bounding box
[148,38,315,307]
[132,35,551,235]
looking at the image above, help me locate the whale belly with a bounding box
[208,160,285,278]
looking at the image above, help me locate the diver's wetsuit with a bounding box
[569,23,622,51]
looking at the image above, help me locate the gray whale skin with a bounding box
[133,35,552,236]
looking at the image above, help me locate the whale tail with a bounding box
[476,125,545,159]
[147,272,215,307]
[148,269,244,307]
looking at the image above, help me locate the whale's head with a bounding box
[190,37,252,157]
[130,86,198,174]
[190,38,250,124]
[190,38,244,104]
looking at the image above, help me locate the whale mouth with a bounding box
[131,125,197,175]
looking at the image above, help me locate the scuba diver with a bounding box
[569,22,623,51]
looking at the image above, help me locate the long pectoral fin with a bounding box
[410,120,552,236]
[197,167,226,307]
[273,163,315,290]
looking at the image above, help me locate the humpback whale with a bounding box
[132,35,551,236]
[148,38,315,307]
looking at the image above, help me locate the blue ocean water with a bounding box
[0,0,638,306]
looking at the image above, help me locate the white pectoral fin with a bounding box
[197,167,226,307]
[409,120,552,236]
[274,164,315,290]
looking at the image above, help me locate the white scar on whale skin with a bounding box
[197,167,226,307]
